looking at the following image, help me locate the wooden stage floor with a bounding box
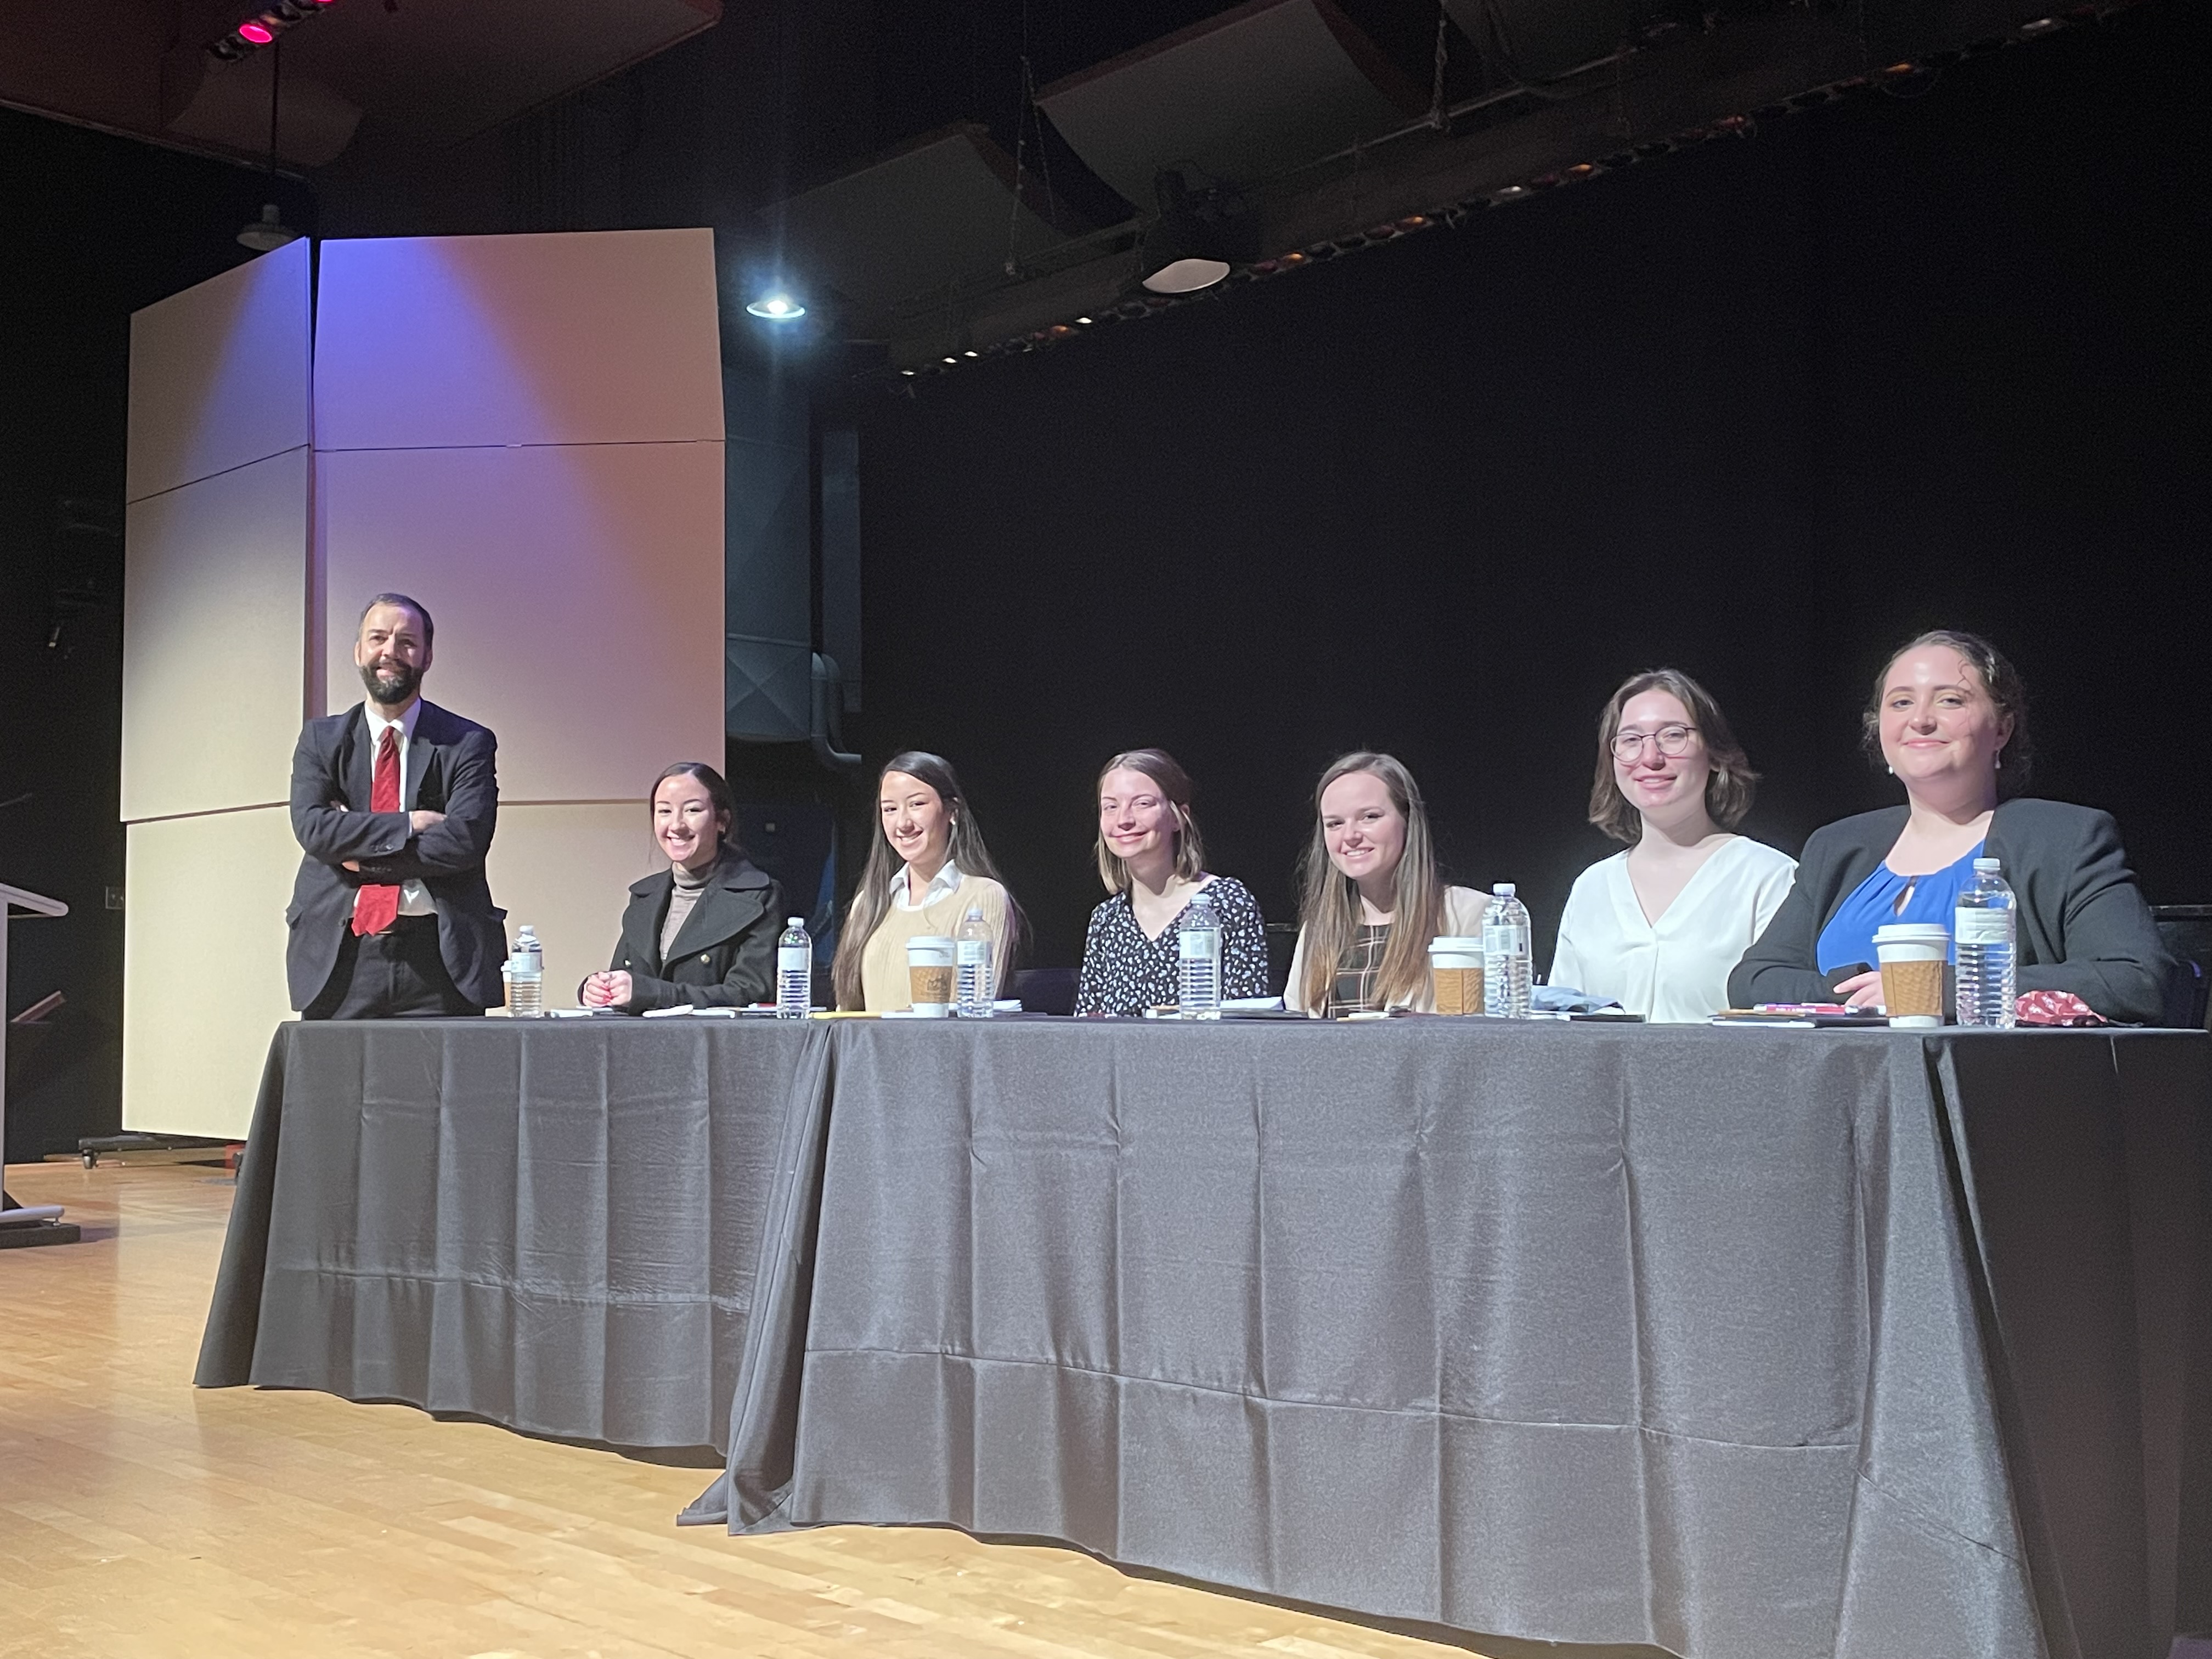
[0,1160,1479,1659]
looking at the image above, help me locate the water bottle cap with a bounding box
[1973,857,2001,873]
[787,916,804,926]
[1493,883,1516,897]
[1192,885,1214,902]
[966,904,984,919]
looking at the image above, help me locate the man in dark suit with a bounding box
[287,594,507,1018]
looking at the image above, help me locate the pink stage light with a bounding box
[238,20,274,41]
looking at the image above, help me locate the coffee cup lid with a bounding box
[1429,936,1483,952]
[1873,922,1951,943]
[906,935,955,950]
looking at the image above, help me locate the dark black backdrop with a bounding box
[841,3,2211,972]
[3,5,2207,1156]
[1,113,314,1161]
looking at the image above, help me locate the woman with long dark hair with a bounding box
[1285,752,1487,1015]
[581,761,783,1012]
[831,751,1025,1010]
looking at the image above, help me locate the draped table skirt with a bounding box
[200,1017,2211,1659]
[196,1017,832,1455]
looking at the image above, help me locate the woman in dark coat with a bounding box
[1729,630,2174,1023]
[580,762,784,1012]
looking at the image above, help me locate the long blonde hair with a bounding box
[1093,748,1206,893]
[831,751,1025,1008]
[1296,752,1443,1012]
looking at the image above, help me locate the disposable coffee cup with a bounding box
[1429,937,1485,1016]
[1874,923,1951,1027]
[906,936,956,1017]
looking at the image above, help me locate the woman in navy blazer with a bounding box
[580,763,784,1013]
[1729,631,2173,1023]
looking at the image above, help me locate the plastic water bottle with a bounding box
[507,926,543,1018]
[956,905,995,1018]
[1177,887,1222,1018]
[1955,857,2017,1028]
[1482,885,1532,1018]
[776,917,811,1018]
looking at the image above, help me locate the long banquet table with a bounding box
[199,1016,2212,1659]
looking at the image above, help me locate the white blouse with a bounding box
[1549,836,1797,1023]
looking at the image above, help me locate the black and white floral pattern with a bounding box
[1074,876,1269,1014]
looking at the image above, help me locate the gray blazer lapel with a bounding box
[404,733,434,812]
[342,709,374,809]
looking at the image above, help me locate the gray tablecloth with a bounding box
[680,1020,2211,1659]
[198,1018,831,1454]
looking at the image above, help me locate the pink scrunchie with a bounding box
[2015,990,2109,1027]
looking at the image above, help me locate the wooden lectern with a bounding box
[1,882,73,1248]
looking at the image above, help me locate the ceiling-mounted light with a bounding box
[238,202,301,252]
[1138,170,1251,296]
[238,20,274,42]
[746,292,806,320]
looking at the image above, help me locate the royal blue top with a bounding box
[1814,842,1985,973]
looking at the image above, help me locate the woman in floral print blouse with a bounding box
[1074,748,1269,1014]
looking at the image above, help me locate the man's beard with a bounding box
[360,658,421,706]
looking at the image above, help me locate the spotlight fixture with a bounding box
[237,202,301,252]
[208,0,337,61]
[1137,170,1251,296]
[745,292,806,320]
[1075,316,1093,325]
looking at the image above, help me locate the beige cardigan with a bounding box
[1284,885,1491,1015]
[854,871,1012,1011]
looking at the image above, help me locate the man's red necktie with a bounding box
[351,726,403,936]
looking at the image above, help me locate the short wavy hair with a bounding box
[1589,668,1758,844]
[1860,629,2033,797]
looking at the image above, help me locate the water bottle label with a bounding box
[777,945,808,974]
[957,941,989,966]
[1955,911,2011,945]
[1483,923,1528,955]
[1179,930,1219,961]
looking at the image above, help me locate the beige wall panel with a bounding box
[127,238,311,503]
[318,441,724,801]
[487,803,670,1011]
[121,448,309,823]
[313,229,724,451]
[122,807,298,1139]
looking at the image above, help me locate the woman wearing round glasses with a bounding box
[1549,669,1796,1022]
[1730,630,2172,1022]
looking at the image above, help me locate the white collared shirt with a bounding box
[362,698,437,916]
[890,859,963,912]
